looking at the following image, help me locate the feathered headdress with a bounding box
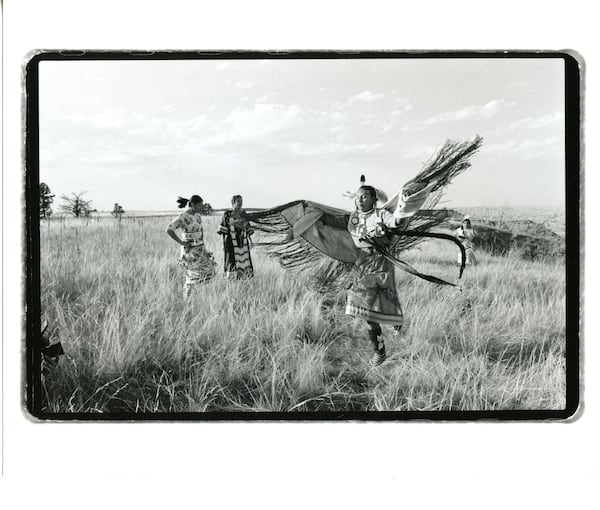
[342,174,388,203]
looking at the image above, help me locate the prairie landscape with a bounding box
[38,209,566,414]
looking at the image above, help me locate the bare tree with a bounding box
[111,203,125,219]
[59,192,94,217]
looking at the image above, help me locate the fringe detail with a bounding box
[246,201,354,289]
[246,201,303,241]
[246,201,321,270]
[389,135,483,254]
[390,209,451,254]
[243,136,482,291]
[403,135,483,210]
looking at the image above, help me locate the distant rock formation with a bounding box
[439,209,565,260]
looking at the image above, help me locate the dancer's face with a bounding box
[190,201,203,213]
[356,190,376,212]
[232,197,243,210]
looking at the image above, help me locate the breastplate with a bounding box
[348,209,387,248]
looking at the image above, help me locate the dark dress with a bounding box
[218,209,254,279]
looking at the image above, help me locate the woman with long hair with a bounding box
[217,194,255,279]
[166,195,216,298]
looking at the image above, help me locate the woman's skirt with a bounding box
[180,245,217,286]
[223,238,254,279]
[345,248,403,326]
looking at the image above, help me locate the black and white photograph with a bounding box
[4,0,599,506]
[26,52,579,418]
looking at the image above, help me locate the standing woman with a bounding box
[455,216,477,265]
[217,194,255,279]
[166,195,216,298]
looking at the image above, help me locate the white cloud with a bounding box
[519,137,560,149]
[329,125,345,136]
[506,80,532,89]
[342,142,384,154]
[508,112,563,130]
[390,109,408,118]
[257,93,279,103]
[379,107,413,133]
[184,115,210,132]
[424,100,515,124]
[348,91,385,105]
[401,143,438,160]
[484,136,562,159]
[63,109,132,129]
[381,122,395,134]
[393,97,413,111]
[284,141,384,157]
[196,103,303,148]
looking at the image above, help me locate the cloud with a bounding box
[257,93,279,103]
[184,115,210,132]
[380,122,395,134]
[329,125,346,136]
[424,100,515,125]
[390,108,409,118]
[393,97,413,111]
[63,109,133,130]
[506,80,532,89]
[284,141,384,157]
[401,143,438,160]
[195,103,303,148]
[519,137,560,149]
[348,91,385,105]
[484,136,562,159]
[380,106,414,133]
[508,112,563,130]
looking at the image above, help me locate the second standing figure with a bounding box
[218,194,255,279]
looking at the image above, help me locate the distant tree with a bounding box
[200,202,213,215]
[39,182,55,218]
[59,192,94,217]
[111,203,125,219]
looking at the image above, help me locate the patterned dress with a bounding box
[217,210,254,279]
[345,208,403,326]
[167,210,216,293]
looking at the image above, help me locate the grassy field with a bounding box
[38,212,566,413]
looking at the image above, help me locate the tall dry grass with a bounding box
[39,213,566,413]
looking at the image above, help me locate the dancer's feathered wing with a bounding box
[246,135,483,289]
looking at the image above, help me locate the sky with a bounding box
[38,56,566,211]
